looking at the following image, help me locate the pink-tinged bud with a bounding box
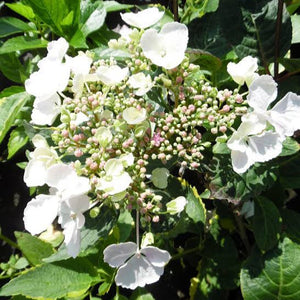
[74,149,84,157]
[191,162,199,168]
[137,159,144,166]
[127,204,133,210]
[146,203,153,210]
[152,215,160,222]
[176,76,183,84]
[140,167,146,173]
[192,137,199,144]
[140,207,147,214]
[166,116,174,123]
[219,125,227,133]
[92,100,99,107]
[90,162,98,170]
[208,115,215,122]
[181,116,187,123]
[86,158,93,166]
[70,124,77,131]
[222,105,230,112]
[88,96,94,102]
[73,134,81,142]
[62,129,69,137]
[235,94,243,103]
[188,104,195,112]
[158,153,166,160]
[177,144,184,151]
[91,128,97,135]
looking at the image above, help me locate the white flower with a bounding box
[96,65,129,86]
[128,73,153,96]
[66,52,93,98]
[151,168,169,189]
[58,195,90,258]
[120,7,164,29]
[227,114,283,174]
[97,158,132,195]
[24,194,60,235]
[24,135,59,187]
[103,242,171,289]
[227,75,300,173]
[23,163,91,257]
[41,37,69,62]
[122,107,147,125]
[247,75,300,139]
[140,22,188,69]
[31,94,61,125]
[25,59,70,100]
[227,56,259,87]
[166,196,187,215]
[25,38,71,125]
[94,127,113,147]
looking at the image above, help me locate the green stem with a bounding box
[173,0,179,22]
[171,246,201,260]
[233,211,250,254]
[274,0,284,80]
[0,233,19,250]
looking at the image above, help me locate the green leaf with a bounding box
[44,208,117,262]
[7,127,29,159]
[291,14,300,44]
[222,0,292,63]
[15,232,54,266]
[102,1,133,13]
[6,3,35,21]
[130,288,155,300]
[279,153,300,188]
[241,237,300,300]
[0,92,30,144]
[253,197,281,251]
[0,53,28,83]
[117,210,133,242]
[208,156,278,202]
[0,36,48,54]
[0,17,32,38]
[0,257,99,298]
[0,86,24,98]
[212,141,230,154]
[281,209,300,243]
[185,185,206,224]
[80,1,106,37]
[279,137,299,156]
[25,0,80,37]
[278,58,300,73]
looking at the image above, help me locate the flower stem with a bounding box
[0,233,19,250]
[171,246,201,260]
[136,209,140,251]
[233,211,250,254]
[274,0,284,80]
[173,0,179,22]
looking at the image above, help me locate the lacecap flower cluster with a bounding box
[22,7,300,289]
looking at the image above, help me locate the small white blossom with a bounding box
[227,114,282,174]
[166,196,187,215]
[24,135,59,187]
[23,163,91,257]
[94,127,113,147]
[227,56,259,87]
[97,158,132,195]
[103,242,171,289]
[140,22,188,69]
[128,73,153,96]
[120,7,164,29]
[96,65,129,86]
[247,75,300,139]
[122,107,147,125]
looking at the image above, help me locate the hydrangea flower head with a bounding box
[104,242,171,289]
[120,7,164,29]
[140,22,188,69]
